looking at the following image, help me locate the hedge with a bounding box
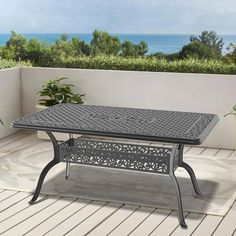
[50,56,236,75]
[1,56,236,75]
[0,59,31,70]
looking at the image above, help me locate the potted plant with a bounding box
[36,77,85,140]
[224,105,236,118]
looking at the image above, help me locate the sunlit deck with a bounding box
[0,131,235,236]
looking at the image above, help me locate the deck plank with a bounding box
[45,201,106,236]
[183,146,191,154]
[213,149,234,159]
[0,131,32,148]
[2,197,73,236]
[25,199,90,236]
[0,133,42,154]
[200,148,219,158]
[0,190,18,202]
[212,201,236,236]
[0,195,56,234]
[87,204,138,236]
[150,211,188,236]
[0,191,30,212]
[171,213,206,236]
[108,206,154,235]
[129,209,171,236]
[185,147,205,156]
[192,215,223,236]
[0,194,33,222]
[228,150,236,160]
[66,202,122,236]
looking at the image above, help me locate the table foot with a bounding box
[180,222,188,229]
[29,159,59,204]
[28,200,35,205]
[181,162,204,198]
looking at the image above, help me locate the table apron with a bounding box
[59,137,181,175]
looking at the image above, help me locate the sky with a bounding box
[0,0,236,34]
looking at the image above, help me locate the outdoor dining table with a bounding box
[12,103,218,229]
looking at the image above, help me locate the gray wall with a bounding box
[0,68,21,138]
[20,67,236,149]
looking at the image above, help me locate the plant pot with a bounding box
[35,104,82,141]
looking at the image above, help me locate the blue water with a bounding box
[0,33,236,54]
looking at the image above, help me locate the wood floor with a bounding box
[0,131,236,236]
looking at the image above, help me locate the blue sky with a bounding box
[0,0,235,34]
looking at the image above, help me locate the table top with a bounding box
[12,104,218,145]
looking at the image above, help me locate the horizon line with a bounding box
[0,32,236,36]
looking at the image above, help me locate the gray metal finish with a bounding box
[12,104,218,145]
[12,104,219,229]
[60,138,175,174]
[169,145,187,228]
[28,131,60,205]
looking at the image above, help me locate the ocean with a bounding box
[0,33,236,54]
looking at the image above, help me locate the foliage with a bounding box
[121,40,148,57]
[0,59,31,69]
[179,41,221,60]
[191,31,224,53]
[4,31,27,61]
[224,43,236,64]
[150,52,180,61]
[38,77,84,106]
[224,104,236,118]
[52,55,236,74]
[91,30,121,55]
[0,31,149,66]
[179,31,224,60]
[1,30,236,74]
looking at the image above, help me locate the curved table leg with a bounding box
[181,162,203,198]
[29,131,60,205]
[170,172,187,229]
[169,145,187,229]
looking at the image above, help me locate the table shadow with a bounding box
[37,165,220,219]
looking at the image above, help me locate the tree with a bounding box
[5,31,27,61]
[71,38,91,56]
[224,43,236,64]
[179,31,224,60]
[91,30,121,55]
[190,31,224,52]
[121,40,136,57]
[23,39,54,66]
[179,41,221,60]
[135,41,148,56]
[120,40,148,57]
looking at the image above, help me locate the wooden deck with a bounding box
[0,131,236,236]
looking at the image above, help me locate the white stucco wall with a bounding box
[20,67,236,149]
[0,68,21,138]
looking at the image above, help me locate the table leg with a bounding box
[181,162,203,198]
[65,162,70,179]
[29,131,60,205]
[65,133,73,180]
[178,144,203,198]
[170,145,187,229]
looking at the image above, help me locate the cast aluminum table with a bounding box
[12,104,218,229]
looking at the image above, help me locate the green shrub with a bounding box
[0,59,31,69]
[49,56,236,75]
[38,77,84,106]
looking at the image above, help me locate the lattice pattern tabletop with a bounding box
[12,104,218,144]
